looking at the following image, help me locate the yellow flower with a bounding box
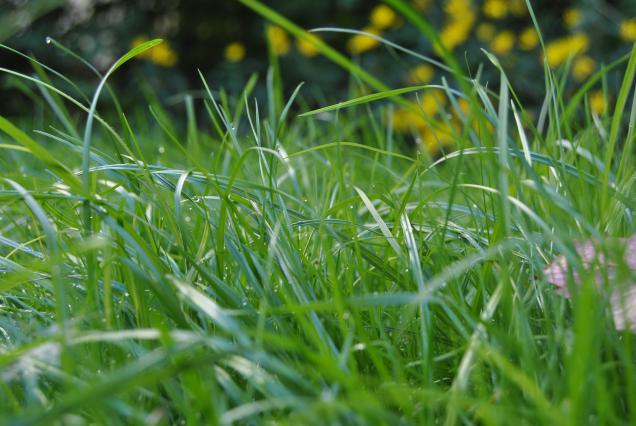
[457,99,471,115]
[519,27,539,51]
[572,56,596,81]
[392,104,458,154]
[590,90,607,115]
[444,0,473,17]
[411,0,431,12]
[476,23,495,42]
[510,0,527,17]
[224,42,245,63]
[437,0,475,51]
[370,5,397,30]
[296,36,320,57]
[544,34,589,68]
[267,25,290,56]
[483,0,508,19]
[421,90,447,117]
[150,43,177,67]
[347,26,381,54]
[439,23,463,51]
[439,19,473,51]
[407,63,434,84]
[419,121,458,153]
[130,36,177,67]
[436,0,475,53]
[131,36,149,49]
[563,8,582,29]
[490,30,515,55]
[392,109,426,132]
[620,19,636,42]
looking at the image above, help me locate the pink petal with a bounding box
[543,254,572,296]
[543,234,636,332]
[610,286,636,332]
[626,235,636,271]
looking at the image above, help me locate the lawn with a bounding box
[1,1,636,425]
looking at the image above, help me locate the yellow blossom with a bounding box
[224,42,245,63]
[438,0,475,52]
[510,0,527,17]
[131,36,177,67]
[590,90,607,115]
[392,104,458,154]
[457,99,471,115]
[411,0,430,12]
[544,34,589,68]
[519,27,539,51]
[439,23,466,51]
[490,31,515,55]
[439,19,474,51]
[267,25,290,56]
[131,36,148,48]
[419,121,458,153]
[483,0,508,19]
[563,8,582,29]
[620,19,636,42]
[572,56,595,81]
[392,109,426,132]
[347,26,381,54]
[445,0,472,18]
[296,36,320,57]
[407,63,434,84]
[476,23,495,42]
[421,90,447,117]
[370,5,397,30]
[150,43,177,67]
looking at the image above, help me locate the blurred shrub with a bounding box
[1,0,636,115]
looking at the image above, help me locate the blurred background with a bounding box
[1,0,636,118]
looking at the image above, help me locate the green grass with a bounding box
[1,3,636,425]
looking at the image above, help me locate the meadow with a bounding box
[1,0,636,424]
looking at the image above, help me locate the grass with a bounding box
[1,2,636,425]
